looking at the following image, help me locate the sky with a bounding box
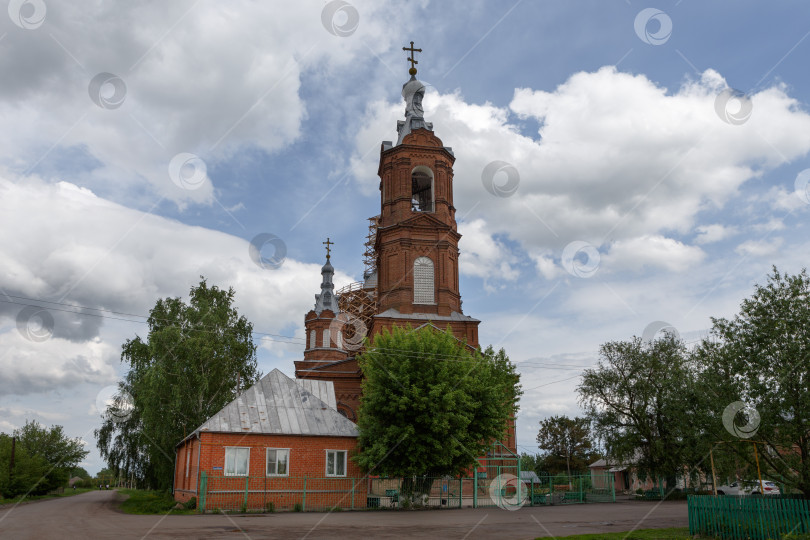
[1,0,809,475]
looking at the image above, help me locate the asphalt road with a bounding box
[0,490,688,539]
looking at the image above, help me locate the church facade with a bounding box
[173,49,516,509]
[295,52,515,453]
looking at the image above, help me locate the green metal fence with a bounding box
[521,475,616,506]
[194,472,615,512]
[688,495,810,539]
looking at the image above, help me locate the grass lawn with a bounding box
[117,488,196,515]
[550,528,695,539]
[0,487,95,506]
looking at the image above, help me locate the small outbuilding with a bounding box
[174,368,364,511]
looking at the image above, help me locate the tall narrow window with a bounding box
[309,330,316,349]
[322,328,331,348]
[411,168,433,212]
[413,257,435,304]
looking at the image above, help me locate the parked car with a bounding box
[716,480,781,496]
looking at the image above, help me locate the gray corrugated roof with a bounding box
[191,369,358,439]
[520,471,541,482]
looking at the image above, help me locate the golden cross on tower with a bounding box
[403,41,422,75]
[323,237,334,260]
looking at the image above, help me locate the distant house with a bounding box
[67,476,83,487]
[589,458,658,493]
[173,369,364,510]
[519,470,541,484]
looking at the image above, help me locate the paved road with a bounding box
[0,490,687,539]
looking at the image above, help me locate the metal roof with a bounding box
[295,378,337,410]
[191,369,358,439]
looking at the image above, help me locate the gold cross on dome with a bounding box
[403,41,422,74]
[323,237,334,259]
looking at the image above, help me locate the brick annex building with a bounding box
[174,49,516,509]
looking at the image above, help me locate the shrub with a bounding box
[265,501,275,513]
[293,502,303,512]
[184,496,196,510]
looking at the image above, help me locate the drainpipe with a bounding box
[195,432,202,495]
[172,444,178,496]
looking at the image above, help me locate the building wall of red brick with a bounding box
[174,431,365,510]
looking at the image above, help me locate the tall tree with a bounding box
[536,415,595,478]
[95,278,259,490]
[354,326,520,497]
[577,334,704,489]
[696,268,810,495]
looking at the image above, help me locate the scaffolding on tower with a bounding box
[336,216,379,352]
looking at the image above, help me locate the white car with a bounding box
[716,480,781,496]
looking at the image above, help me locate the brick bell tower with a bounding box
[370,43,480,345]
[296,45,515,453]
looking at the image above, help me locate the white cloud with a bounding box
[352,67,810,280]
[603,235,706,273]
[458,219,519,291]
[735,237,784,258]
[0,0,410,207]
[695,224,737,244]
[0,333,116,396]
[0,174,353,395]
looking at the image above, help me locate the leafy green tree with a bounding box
[0,422,88,497]
[536,415,596,478]
[0,434,49,497]
[354,326,520,497]
[96,278,260,490]
[578,334,705,489]
[70,466,90,479]
[519,452,543,476]
[695,268,810,495]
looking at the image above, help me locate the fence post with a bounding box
[458,478,462,508]
[351,479,355,509]
[611,474,615,502]
[473,473,478,508]
[302,476,307,512]
[199,471,207,512]
[244,476,249,510]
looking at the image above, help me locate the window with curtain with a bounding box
[266,448,289,476]
[224,447,249,476]
[325,449,347,476]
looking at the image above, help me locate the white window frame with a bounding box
[185,445,191,477]
[309,329,316,349]
[266,448,290,477]
[325,449,347,477]
[224,446,250,477]
[413,256,435,304]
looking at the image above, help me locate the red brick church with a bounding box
[295,61,482,426]
[174,47,515,508]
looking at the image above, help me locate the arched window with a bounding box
[413,257,435,304]
[411,167,433,212]
[322,328,331,348]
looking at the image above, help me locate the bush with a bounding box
[184,496,196,510]
[293,502,303,512]
[265,501,275,513]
